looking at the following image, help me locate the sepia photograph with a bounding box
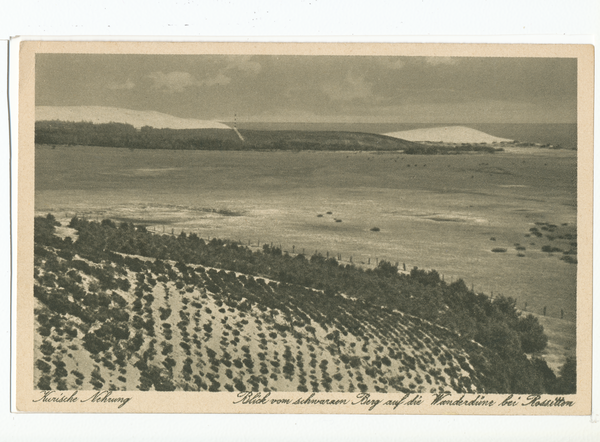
[16,42,593,414]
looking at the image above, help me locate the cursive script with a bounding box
[33,390,132,409]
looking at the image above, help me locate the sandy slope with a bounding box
[36,106,232,130]
[33,250,482,393]
[384,126,513,144]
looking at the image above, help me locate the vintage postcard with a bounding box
[15,41,593,414]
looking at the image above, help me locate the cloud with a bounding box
[106,79,135,90]
[147,57,260,93]
[148,71,197,93]
[202,73,232,87]
[225,55,262,74]
[322,72,373,102]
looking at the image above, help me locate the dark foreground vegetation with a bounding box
[35,121,502,154]
[33,214,575,393]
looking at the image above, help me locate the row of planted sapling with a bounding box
[32,214,566,394]
[30,242,496,393]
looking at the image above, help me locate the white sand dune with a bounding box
[36,106,232,130]
[384,126,513,144]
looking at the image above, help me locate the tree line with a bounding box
[35,121,501,154]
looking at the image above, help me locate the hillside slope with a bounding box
[384,126,513,144]
[34,251,483,393]
[33,215,570,394]
[237,129,420,151]
[36,106,232,130]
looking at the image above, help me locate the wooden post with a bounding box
[292,245,295,253]
[543,306,547,316]
[561,309,564,319]
[368,258,370,265]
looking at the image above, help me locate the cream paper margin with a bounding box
[15,41,594,415]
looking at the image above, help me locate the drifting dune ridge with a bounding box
[384,126,513,144]
[36,106,232,130]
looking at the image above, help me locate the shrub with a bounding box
[554,357,576,394]
[35,359,52,374]
[40,340,55,356]
[82,332,110,354]
[37,375,52,390]
[515,314,548,354]
[542,245,562,253]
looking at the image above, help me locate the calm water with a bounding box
[230,123,578,149]
[35,145,577,326]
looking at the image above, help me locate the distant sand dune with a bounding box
[384,126,513,144]
[36,106,232,130]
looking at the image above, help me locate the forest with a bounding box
[33,214,575,393]
[35,121,504,154]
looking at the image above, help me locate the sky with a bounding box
[35,54,577,124]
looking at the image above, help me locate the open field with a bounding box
[35,145,577,371]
